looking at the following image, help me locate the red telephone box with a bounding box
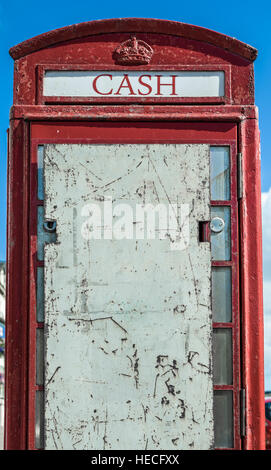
[5,18,265,450]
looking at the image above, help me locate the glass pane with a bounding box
[266,402,271,421]
[37,206,57,261]
[211,206,231,261]
[214,390,233,448]
[35,390,44,449]
[212,267,232,322]
[210,146,230,201]
[36,267,44,323]
[36,328,44,386]
[38,145,44,201]
[213,329,233,385]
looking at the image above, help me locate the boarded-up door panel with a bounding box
[43,143,213,450]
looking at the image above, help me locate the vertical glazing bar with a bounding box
[35,145,45,448]
[211,145,236,448]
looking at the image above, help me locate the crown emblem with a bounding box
[113,35,153,65]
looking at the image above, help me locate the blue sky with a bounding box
[0,1,270,387]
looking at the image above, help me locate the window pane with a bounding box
[38,145,44,201]
[36,267,44,323]
[214,390,233,448]
[213,328,233,385]
[36,328,44,386]
[210,146,230,201]
[211,206,231,261]
[212,267,232,322]
[35,390,44,449]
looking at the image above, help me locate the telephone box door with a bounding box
[30,122,239,450]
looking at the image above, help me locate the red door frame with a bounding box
[5,116,264,449]
[29,122,240,450]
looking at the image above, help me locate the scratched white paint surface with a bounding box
[43,144,213,450]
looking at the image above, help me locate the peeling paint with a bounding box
[43,143,213,449]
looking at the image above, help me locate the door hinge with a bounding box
[240,388,246,437]
[237,152,243,199]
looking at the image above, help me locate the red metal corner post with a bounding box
[5,119,30,449]
[239,115,265,449]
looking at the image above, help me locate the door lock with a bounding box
[43,220,56,233]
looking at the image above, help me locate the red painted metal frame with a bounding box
[37,64,231,105]
[238,118,265,450]
[5,119,30,449]
[10,105,257,122]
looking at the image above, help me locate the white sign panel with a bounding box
[43,70,225,98]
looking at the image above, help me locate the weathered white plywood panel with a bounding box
[43,144,213,450]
